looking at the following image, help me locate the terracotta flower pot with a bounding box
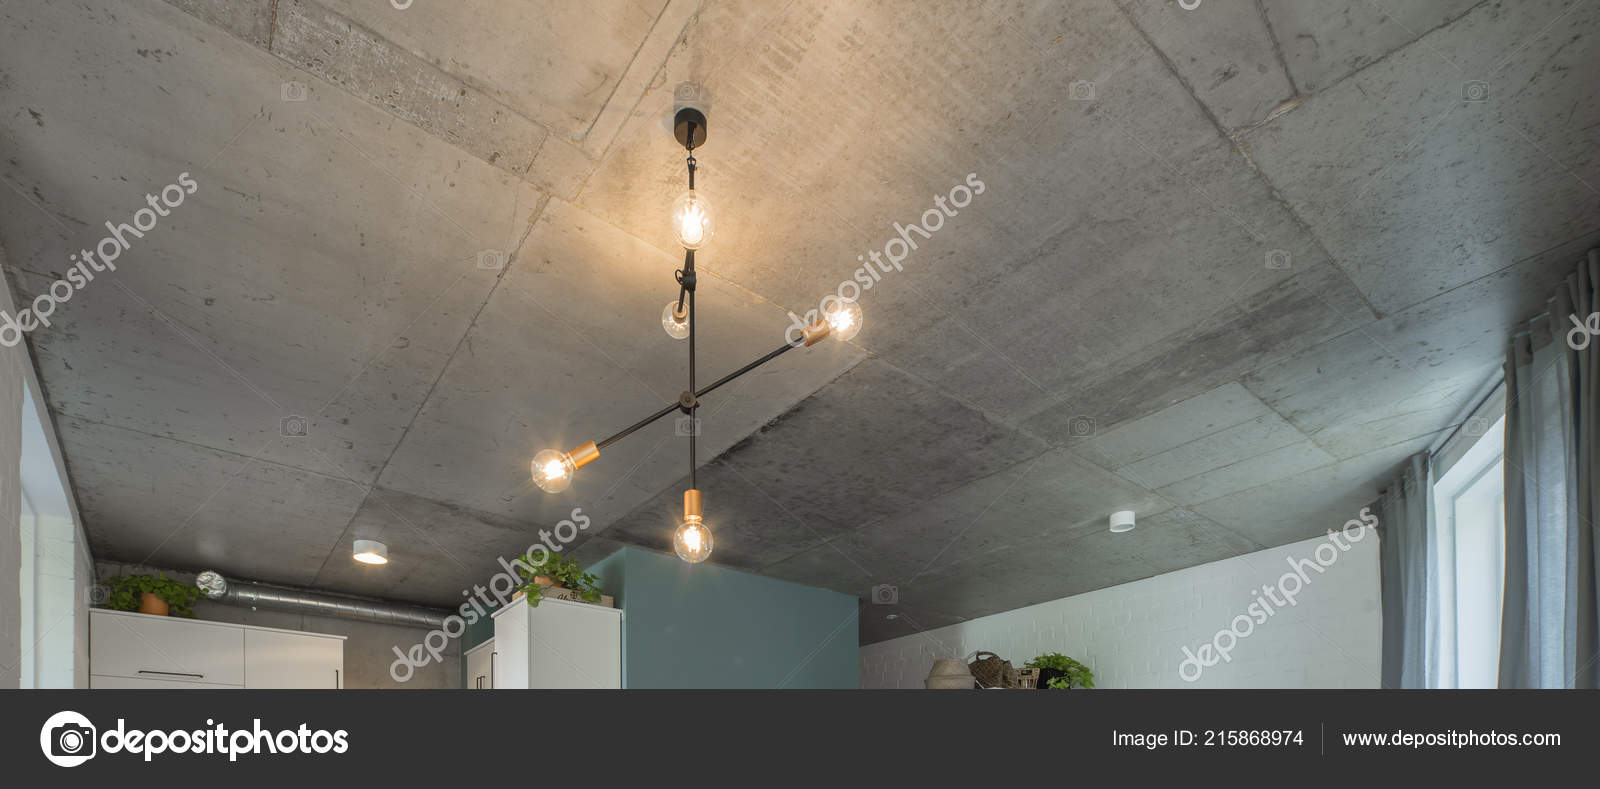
[138,592,170,616]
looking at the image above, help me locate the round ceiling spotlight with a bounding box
[353,539,389,565]
[1109,510,1136,533]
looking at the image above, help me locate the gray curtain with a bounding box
[1499,249,1598,689]
[1378,453,1437,688]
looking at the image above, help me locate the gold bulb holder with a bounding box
[802,320,832,347]
[567,441,600,469]
[683,488,703,522]
[670,301,687,321]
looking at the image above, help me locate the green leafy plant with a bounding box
[102,574,203,618]
[512,552,605,607]
[1026,652,1095,689]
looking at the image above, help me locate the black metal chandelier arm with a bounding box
[590,337,810,453]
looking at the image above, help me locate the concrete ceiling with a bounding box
[1,0,1595,645]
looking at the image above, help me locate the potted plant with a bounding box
[512,552,605,607]
[102,574,203,618]
[1025,652,1095,689]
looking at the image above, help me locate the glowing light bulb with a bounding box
[825,300,863,341]
[670,191,715,249]
[674,519,713,563]
[661,300,690,340]
[531,449,576,493]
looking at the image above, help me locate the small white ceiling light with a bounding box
[1109,510,1136,533]
[353,539,389,565]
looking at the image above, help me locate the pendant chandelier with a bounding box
[529,101,863,564]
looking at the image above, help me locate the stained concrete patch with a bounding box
[1262,0,1486,93]
[312,0,666,142]
[1119,0,1297,129]
[270,0,548,177]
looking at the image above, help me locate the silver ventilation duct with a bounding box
[195,570,449,630]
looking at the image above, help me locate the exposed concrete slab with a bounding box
[312,0,667,143]
[760,447,1168,600]
[1243,0,1600,314]
[1119,0,1297,129]
[1019,258,1374,443]
[0,0,535,486]
[1155,438,1336,504]
[269,0,551,178]
[309,486,562,606]
[1075,382,1277,470]
[1241,230,1595,459]
[60,418,366,585]
[1127,412,1310,488]
[1261,0,1485,93]
[165,0,276,46]
[1190,428,1439,547]
[599,359,1054,570]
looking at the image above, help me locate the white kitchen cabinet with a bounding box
[90,609,346,689]
[492,597,621,689]
[465,638,495,689]
[90,609,245,685]
[88,676,242,689]
[244,628,345,689]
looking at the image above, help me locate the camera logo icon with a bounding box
[281,415,309,438]
[40,711,96,767]
[674,416,701,437]
[870,584,898,605]
[1464,415,1491,437]
[1069,80,1096,101]
[477,249,506,270]
[1067,415,1096,438]
[1265,249,1292,270]
[280,81,308,102]
[1462,80,1488,102]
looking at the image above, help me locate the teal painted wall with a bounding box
[588,547,858,688]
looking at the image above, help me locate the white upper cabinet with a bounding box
[90,609,346,689]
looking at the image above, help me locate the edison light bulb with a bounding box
[531,449,576,493]
[671,191,715,249]
[661,300,690,340]
[674,520,713,563]
[825,300,863,341]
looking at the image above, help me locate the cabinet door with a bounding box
[492,608,528,689]
[526,602,622,689]
[90,611,244,685]
[91,675,240,689]
[465,641,495,689]
[244,629,344,689]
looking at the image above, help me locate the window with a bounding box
[1432,413,1506,689]
[16,380,81,688]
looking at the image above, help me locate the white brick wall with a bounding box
[860,529,1381,689]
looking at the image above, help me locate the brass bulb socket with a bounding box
[567,441,600,469]
[802,320,832,347]
[683,488,703,522]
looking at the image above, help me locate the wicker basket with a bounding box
[1014,667,1039,689]
[968,651,1015,689]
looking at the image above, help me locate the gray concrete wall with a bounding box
[95,561,459,689]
